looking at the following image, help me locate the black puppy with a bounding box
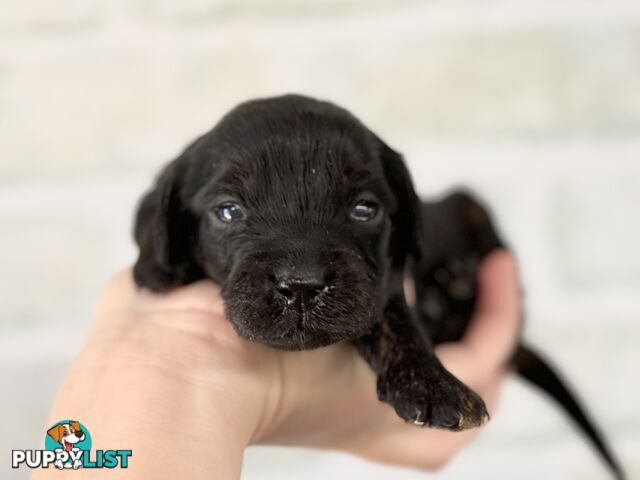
[133,94,623,478]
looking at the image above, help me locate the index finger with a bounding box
[461,249,522,373]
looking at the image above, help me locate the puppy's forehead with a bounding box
[191,95,395,214]
[223,135,386,212]
[220,121,382,189]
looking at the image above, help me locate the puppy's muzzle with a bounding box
[222,244,377,350]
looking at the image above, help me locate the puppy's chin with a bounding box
[224,303,377,351]
[242,328,344,351]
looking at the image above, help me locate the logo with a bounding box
[12,420,132,470]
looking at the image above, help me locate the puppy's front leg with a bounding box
[355,294,488,431]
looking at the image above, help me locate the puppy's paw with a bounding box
[378,363,488,431]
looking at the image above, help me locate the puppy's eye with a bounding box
[216,202,246,223]
[350,200,379,222]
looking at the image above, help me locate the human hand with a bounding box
[33,250,520,479]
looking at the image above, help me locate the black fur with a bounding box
[133,94,623,478]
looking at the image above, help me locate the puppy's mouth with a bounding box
[263,290,342,349]
[229,287,356,350]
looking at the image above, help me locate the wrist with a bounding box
[44,312,274,479]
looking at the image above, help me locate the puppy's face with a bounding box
[193,135,395,349]
[47,422,85,450]
[134,95,419,350]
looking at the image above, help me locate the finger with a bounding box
[435,250,520,383]
[99,267,224,315]
[137,278,223,315]
[477,371,508,415]
[472,249,520,323]
[461,249,522,373]
[436,335,510,391]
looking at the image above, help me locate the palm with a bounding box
[90,250,518,472]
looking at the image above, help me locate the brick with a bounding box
[0,55,173,182]
[551,171,640,289]
[0,182,143,328]
[130,0,379,23]
[2,22,640,182]
[0,0,103,34]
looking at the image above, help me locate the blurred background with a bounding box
[1,1,639,479]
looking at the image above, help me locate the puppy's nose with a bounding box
[275,275,326,303]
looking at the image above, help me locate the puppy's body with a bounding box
[134,94,623,478]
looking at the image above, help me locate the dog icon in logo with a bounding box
[46,421,85,469]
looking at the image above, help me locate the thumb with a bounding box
[437,250,521,385]
[463,249,522,373]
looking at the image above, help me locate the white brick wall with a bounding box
[1,1,639,479]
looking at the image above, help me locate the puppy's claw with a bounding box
[482,411,490,425]
[412,408,426,426]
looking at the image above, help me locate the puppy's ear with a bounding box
[379,141,422,270]
[47,424,63,443]
[133,146,203,292]
[69,421,81,433]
